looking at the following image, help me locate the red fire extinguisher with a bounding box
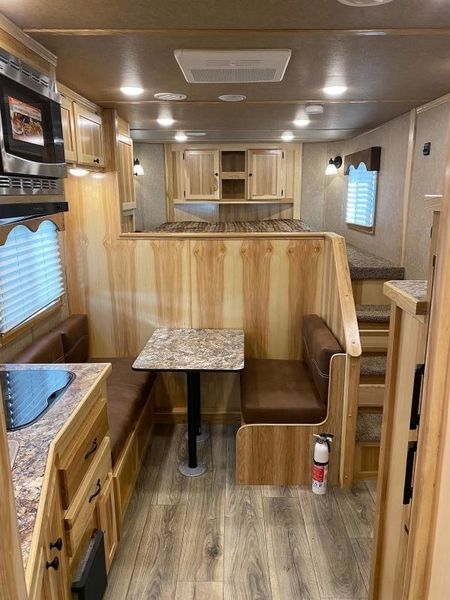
[312,433,334,495]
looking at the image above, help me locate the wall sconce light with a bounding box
[325,156,343,176]
[133,158,144,176]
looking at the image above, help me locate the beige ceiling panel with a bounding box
[1,0,449,30]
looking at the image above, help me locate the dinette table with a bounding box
[132,327,245,477]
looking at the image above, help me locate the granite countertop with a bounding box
[133,328,245,372]
[347,244,405,281]
[5,362,111,570]
[384,280,428,316]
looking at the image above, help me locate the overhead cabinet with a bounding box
[183,149,220,200]
[59,89,105,168]
[248,149,284,200]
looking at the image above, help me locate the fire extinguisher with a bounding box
[312,433,334,495]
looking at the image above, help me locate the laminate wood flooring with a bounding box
[105,425,374,600]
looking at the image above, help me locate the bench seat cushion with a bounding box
[241,358,327,424]
[88,357,156,464]
[13,330,65,364]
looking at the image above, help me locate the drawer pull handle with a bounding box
[93,158,100,164]
[88,479,102,503]
[49,537,63,552]
[84,437,98,460]
[46,557,59,571]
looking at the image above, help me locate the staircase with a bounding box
[347,245,404,480]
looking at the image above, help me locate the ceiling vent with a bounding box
[174,49,291,84]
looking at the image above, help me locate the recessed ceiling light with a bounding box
[293,118,310,128]
[218,94,247,102]
[69,168,89,177]
[305,104,324,115]
[323,85,347,97]
[186,132,207,136]
[175,132,188,142]
[154,92,187,101]
[281,131,294,142]
[338,0,393,6]
[120,86,144,97]
[92,173,106,179]
[157,116,175,127]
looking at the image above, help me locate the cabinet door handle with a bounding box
[84,437,98,460]
[93,158,100,164]
[46,557,59,571]
[403,441,417,505]
[49,537,63,552]
[249,173,252,177]
[88,479,102,503]
[214,172,218,177]
[410,364,424,429]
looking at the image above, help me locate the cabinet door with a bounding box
[96,474,118,572]
[184,150,220,200]
[118,134,135,205]
[60,95,77,163]
[73,103,105,167]
[248,149,284,200]
[45,475,71,600]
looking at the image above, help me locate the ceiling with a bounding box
[1,0,450,142]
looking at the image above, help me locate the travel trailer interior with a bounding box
[0,2,450,599]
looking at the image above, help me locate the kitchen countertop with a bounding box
[133,327,245,372]
[5,362,111,570]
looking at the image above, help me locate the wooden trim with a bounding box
[0,213,65,246]
[57,82,102,115]
[0,389,28,599]
[0,14,57,66]
[416,94,450,114]
[424,194,443,212]
[400,109,417,266]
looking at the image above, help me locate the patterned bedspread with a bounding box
[154,219,312,233]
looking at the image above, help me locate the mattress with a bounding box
[154,218,312,233]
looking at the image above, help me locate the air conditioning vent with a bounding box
[174,49,291,84]
[0,49,52,91]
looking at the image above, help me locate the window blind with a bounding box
[0,220,64,333]
[345,163,378,230]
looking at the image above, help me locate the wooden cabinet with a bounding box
[117,133,136,231]
[184,149,220,200]
[96,474,119,572]
[248,149,284,200]
[60,95,77,163]
[73,102,105,167]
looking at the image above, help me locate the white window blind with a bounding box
[345,162,378,230]
[0,220,64,333]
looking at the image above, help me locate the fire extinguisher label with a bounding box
[312,464,325,482]
[312,462,328,492]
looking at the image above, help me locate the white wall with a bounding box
[134,143,167,231]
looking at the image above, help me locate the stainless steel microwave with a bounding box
[0,48,67,218]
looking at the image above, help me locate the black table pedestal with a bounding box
[178,370,207,477]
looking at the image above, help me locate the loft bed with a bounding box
[154,218,313,233]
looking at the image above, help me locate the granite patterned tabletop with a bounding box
[133,328,245,372]
[4,362,111,570]
[387,279,427,301]
[347,244,405,280]
[384,280,428,315]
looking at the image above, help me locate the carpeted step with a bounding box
[361,355,387,378]
[347,244,405,280]
[356,304,390,324]
[357,411,383,442]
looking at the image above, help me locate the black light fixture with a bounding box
[133,158,144,176]
[325,156,343,176]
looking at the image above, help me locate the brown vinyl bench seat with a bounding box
[241,315,342,424]
[12,314,156,464]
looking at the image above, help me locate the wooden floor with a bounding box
[105,425,375,600]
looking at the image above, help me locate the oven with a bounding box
[0,48,67,218]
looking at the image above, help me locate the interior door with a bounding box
[248,149,284,200]
[184,149,220,200]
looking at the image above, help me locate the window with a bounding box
[345,162,378,232]
[0,220,65,334]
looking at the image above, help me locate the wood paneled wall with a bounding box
[63,172,360,428]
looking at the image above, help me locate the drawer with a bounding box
[58,399,109,509]
[64,436,112,557]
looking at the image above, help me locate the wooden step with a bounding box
[359,383,385,408]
